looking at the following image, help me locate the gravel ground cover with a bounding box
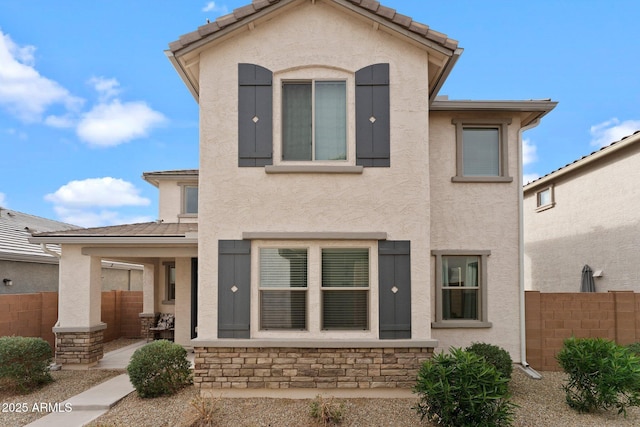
[88,368,640,427]
[4,344,640,427]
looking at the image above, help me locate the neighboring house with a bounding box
[30,0,556,388]
[524,131,640,293]
[1,207,142,294]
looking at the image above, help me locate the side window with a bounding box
[432,250,492,328]
[536,185,555,211]
[165,262,176,303]
[452,119,512,182]
[183,185,198,214]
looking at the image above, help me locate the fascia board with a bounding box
[28,236,198,245]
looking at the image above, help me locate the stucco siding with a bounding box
[429,112,523,359]
[524,144,640,293]
[196,1,432,340]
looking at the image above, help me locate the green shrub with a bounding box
[0,336,53,393]
[127,340,192,398]
[413,348,516,427]
[626,342,640,356]
[557,337,640,416]
[466,342,513,380]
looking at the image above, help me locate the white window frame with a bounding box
[431,250,492,328]
[535,185,555,212]
[452,118,513,183]
[271,66,356,168]
[251,240,378,340]
[178,183,198,217]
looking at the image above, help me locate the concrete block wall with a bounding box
[525,291,640,371]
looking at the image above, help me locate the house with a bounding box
[29,0,556,388]
[0,207,142,294]
[524,131,640,293]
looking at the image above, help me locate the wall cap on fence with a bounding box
[52,322,107,333]
[191,339,439,348]
[138,312,157,318]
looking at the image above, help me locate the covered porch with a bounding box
[29,222,198,369]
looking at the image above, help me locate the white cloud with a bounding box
[45,177,153,227]
[523,173,540,185]
[88,76,121,102]
[590,118,640,148]
[44,114,75,128]
[0,192,7,206]
[45,177,150,208]
[76,99,166,147]
[5,127,28,139]
[522,138,537,166]
[52,206,153,228]
[0,29,83,122]
[202,1,229,14]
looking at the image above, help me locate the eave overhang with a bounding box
[431,99,558,127]
[166,0,460,105]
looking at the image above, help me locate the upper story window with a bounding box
[535,185,555,212]
[452,119,513,183]
[183,185,198,215]
[282,81,346,161]
[238,63,390,169]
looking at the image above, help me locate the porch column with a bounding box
[139,263,156,340]
[52,244,106,368]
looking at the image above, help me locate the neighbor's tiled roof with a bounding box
[168,0,458,53]
[32,222,197,238]
[142,169,198,177]
[525,130,640,188]
[0,208,78,262]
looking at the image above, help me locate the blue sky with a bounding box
[1,0,639,227]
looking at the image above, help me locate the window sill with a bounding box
[535,202,555,213]
[162,300,175,305]
[178,213,198,218]
[265,165,364,174]
[190,338,439,348]
[431,321,492,329]
[452,176,513,183]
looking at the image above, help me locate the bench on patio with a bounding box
[148,313,175,341]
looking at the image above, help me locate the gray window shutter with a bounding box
[356,63,390,167]
[238,64,273,167]
[218,240,251,338]
[378,240,411,339]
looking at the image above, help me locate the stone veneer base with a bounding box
[194,346,433,389]
[55,329,104,368]
[139,312,158,341]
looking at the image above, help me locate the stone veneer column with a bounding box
[54,326,106,367]
[53,245,106,369]
[139,313,157,341]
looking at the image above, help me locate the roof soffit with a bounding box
[168,0,460,102]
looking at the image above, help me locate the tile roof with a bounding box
[31,222,197,238]
[168,0,458,54]
[524,130,640,188]
[0,208,78,263]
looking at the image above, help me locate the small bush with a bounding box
[557,337,640,416]
[309,395,344,426]
[627,342,640,356]
[127,340,192,398]
[0,336,53,393]
[466,342,513,380]
[191,394,222,427]
[413,348,516,427]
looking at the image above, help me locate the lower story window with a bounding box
[257,245,371,333]
[165,262,176,302]
[432,250,491,327]
[321,248,369,330]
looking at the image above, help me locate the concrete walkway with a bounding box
[25,340,147,427]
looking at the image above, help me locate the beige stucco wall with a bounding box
[429,112,524,359]
[174,257,192,346]
[197,1,432,341]
[524,143,640,293]
[157,180,198,223]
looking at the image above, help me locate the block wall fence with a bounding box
[525,290,640,371]
[0,291,143,349]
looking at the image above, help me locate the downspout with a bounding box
[41,243,61,259]
[41,243,63,368]
[518,119,542,379]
